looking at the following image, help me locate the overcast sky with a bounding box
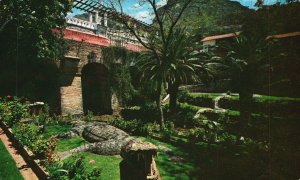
[69,0,286,24]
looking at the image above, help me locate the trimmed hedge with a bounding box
[218,96,300,117]
[178,93,216,108]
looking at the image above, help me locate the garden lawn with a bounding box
[66,152,121,180]
[189,92,223,99]
[56,136,88,152]
[0,140,23,180]
[43,125,88,152]
[139,137,195,180]
[43,124,71,138]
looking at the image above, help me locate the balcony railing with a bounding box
[66,17,97,30]
[66,17,148,47]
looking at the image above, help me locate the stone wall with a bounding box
[59,40,105,115]
[64,40,104,74]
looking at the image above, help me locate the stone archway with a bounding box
[81,63,112,115]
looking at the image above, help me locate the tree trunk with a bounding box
[239,88,253,126]
[169,83,179,116]
[156,78,165,129]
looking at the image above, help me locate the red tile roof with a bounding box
[266,32,300,40]
[201,32,241,42]
[201,31,300,42]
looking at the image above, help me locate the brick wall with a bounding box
[60,75,83,115]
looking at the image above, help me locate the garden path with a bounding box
[0,128,38,180]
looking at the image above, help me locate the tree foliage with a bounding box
[0,0,72,60]
[102,0,194,128]
[0,0,72,108]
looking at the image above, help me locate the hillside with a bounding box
[167,0,252,36]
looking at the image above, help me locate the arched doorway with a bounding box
[81,63,112,115]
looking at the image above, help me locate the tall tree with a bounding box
[0,0,72,108]
[223,32,271,126]
[163,29,220,115]
[104,0,194,128]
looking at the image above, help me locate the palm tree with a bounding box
[165,29,221,115]
[223,33,270,125]
[137,29,221,117]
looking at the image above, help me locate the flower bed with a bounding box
[0,96,102,179]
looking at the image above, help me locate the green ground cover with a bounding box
[56,136,87,152]
[43,124,71,138]
[0,140,24,180]
[139,137,194,180]
[188,93,223,99]
[44,125,120,179]
[65,152,121,180]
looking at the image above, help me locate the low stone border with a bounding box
[0,121,48,179]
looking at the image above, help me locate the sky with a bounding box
[69,0,286,24]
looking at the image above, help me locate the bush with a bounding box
[85,110,94,122]
[186,115,223,144]
[109,118,159,136]
[161,122,176,141]
[0,96,29,127]
[47,156,101,179]
[218,96,300,117]
[121,103,160,123]
[173,103,199,128]
[12,123,56,159]
[178,93,215,108]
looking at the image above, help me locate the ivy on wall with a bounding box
[101,46,138,106]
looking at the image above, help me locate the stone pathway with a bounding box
[0,128,38,180]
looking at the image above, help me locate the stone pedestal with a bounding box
[120,141,160,180]
[28,102,45,116]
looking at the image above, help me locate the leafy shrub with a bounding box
[12,123,57,158]
[186,115,223,144]
[85,110,94,122]
[219,96,300,117]
[0,96,29,127]
[47,156,101,179]
[161,122,176,141]
[47,114,70,126]
[218,132,238,146]
[34,113,49,126]
[109,118,158,136]
[13,123,39,146]
[121,103,160,123]
[173,103,199,128]
[186,128,206,144]
[178,93,215,108]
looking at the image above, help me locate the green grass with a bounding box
[43,124,87,152]
[189,93,223,99]
[56,137,88,152]
[43,124,71,138]
[188,92,300,102]
[139,137,195,180]
[254,95,300,103]
[0,140,24,180]
[66,152,121,180]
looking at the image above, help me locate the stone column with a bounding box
[120,141,161,180]
[95,12,99,24]
[104,12,108,26]
[89,13,93,23]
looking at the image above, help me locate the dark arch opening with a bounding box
[81,63,112,115]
